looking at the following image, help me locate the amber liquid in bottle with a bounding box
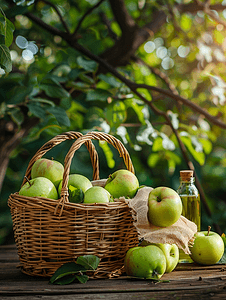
[177,170,201,263]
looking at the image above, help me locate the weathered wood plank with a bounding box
[1,243,226,300]
[1,283,226,300]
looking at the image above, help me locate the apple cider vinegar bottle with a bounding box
[177,170,201,263]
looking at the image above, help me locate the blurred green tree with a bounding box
[1,0,226,244]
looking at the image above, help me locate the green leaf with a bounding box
[76,255,100,271]
[8,107,24,125]
[0,9,15,47]
[75,274,89,284]
[79,73,95,84]
[105,101,126,129]
[98,74,121,88]
[7,85,33,104]
[52,274,77,285]
[199,138,212,155]
[68,186,84,203]
[27,103,47,119]
[68,69,83,80]
[86,89,112,101]
[0,34,5,44]
[147,153,161,168]
[40,78,70,98]
[30,98,55,107]
[99,141,115,169]
[49,262,87,284]
[0,44,12,73]
[77,56,98,72]
[181,135,205,165]
[126,100,146,125]
[47,106,70,127]
[152,136,164,151]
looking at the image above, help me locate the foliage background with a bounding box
[1,0,226,245]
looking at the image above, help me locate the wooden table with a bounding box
[1,244,226,299]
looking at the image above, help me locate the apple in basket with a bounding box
[104,169,139,199]
[31,158,64,188]
[140,240,179,273]
[148,186,182,227]
[58,174,92,203]
[189,226,225,265]
[124,245,166,279]
[19,177,58,200]
[83,186,113,203]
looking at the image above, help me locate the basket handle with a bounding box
[21,131,100,187]
[60,131,135,201]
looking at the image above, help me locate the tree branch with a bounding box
[72,0,105,38]
[41,0,70,34]
[108,0,137,34]
[25,12,65,38]
[66,39,226,130]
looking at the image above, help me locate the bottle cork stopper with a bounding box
[180,170,194,181]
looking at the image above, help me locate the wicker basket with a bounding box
[8,131,139,278]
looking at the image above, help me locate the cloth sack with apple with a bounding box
[119,186,198,255]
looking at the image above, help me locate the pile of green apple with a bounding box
[124,242,180,280]
[18,158,140,203]
[124,186,225,280]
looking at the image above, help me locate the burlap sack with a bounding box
[92,181,197,254]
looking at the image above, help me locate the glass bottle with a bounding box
[177,170,201,263]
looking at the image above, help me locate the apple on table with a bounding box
[19,177,58,200]
[31,158,64,188]
[104,169,139,199]
[189,226,225,265]
[140,240,179,273]
[124,245,166,280]
[148,186,182,227]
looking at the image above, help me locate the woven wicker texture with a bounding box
[8,131,139,278]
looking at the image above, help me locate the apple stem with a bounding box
[157,196,161,202]
[207,226,211,236]
[24,176,32,187]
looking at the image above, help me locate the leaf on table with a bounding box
[75,274,89,284]
[76,255,100,271]
[52,274,77,285]
[49,262,87,284]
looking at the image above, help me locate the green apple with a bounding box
[104,169,139,199]
[148,186,182,227]
[58,174,92,203]
[31,158,64,188]
[140,240,179,273]
[19,177,58,200]
[83,186,111,203]
[189,228,225,265]
[124,245,166,279]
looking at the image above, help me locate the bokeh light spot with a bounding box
[15,35,28,49]
[177,45,190,58]
[26,42,39,54]
[161,57,174,70]
[144,41,155,53]
[154,37,164,47]
[156,46,168,59]
[22,49,34,61]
